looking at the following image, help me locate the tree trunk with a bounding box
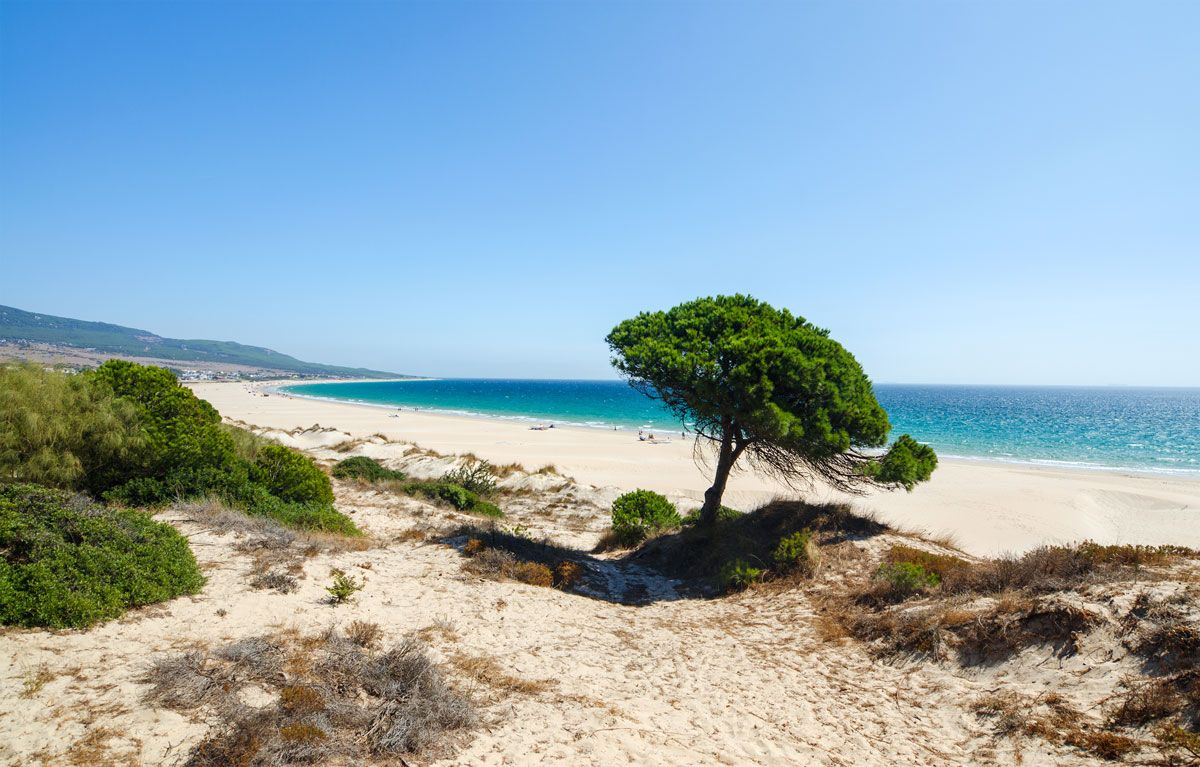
[699,430,737,526]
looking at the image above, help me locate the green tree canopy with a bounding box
[606,295,936,524]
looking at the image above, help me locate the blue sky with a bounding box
[2,1,1196,384]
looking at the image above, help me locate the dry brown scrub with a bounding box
[142,626,475,765]
[811,527,1200,764]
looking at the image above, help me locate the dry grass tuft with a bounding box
[20,665,55,698]
[455,525,589,592]
[448,652,556,697]
[972,691,1143,762]
[346,620,383,649]
[143,628,475,765]
[509,561,553,587]
[249,570,299,594]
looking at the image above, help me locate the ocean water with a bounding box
[281,380,1200,476]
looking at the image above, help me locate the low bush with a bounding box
[346,620,383,649]
[681,506,743,526]
[0,483,205,628]
[772,529,819,575]
[611,489,680,545]
[332,456,405,482]
[472,500,504,519]
[456,526,585,592]
[235,483,361,536]
[718,559,763,591]
[510,561,554,588]
[441,460,498,497]
[401,481,504,517]
[250,444,334,506]
[553,561,583,590]
[326,568,365,605]
[876,562,941,599]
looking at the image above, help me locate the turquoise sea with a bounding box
[281,380,1200,477]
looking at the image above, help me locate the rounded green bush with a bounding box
[251,444,334,506]
[332,456,405,482]
[0,483,205,628]
[610,489,680,542]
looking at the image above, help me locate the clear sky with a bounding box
[1,1,1196,384]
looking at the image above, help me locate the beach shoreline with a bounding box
[190,379,1200,556]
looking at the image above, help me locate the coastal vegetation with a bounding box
[607,488,680,547]
[0,360,362,627]
[0,360,358,536]
[331,455,503,518]
[606,294,937,525]
[0,483,204,628]
[331,456,405,482]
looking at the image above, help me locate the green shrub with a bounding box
[326,568,365,604]
[681,506,743,526]
[472,501,504,519]
[877,561,941,598]
[395,480,504,518]
[222,423,270,462]
[331,456,405,482]
[0,483,205,628]
[250,444,334,506]
[234,483,361,536]
[773,529,819,574]
[611,489,680,544]
[87,360,245,503]
[718,559,763,592]
[441,460,497,497]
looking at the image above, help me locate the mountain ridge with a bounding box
[0,304,407,378]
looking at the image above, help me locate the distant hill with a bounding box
[0,304,406,378]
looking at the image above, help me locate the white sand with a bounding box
[5,382,1197,766]
[191,380,1200,557]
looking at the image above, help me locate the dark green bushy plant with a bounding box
[610,489,680,543]
[681,506,742,526]
[0,483,205,628]
[441,460,498,497]
[772,529,818,574]
[86,360,244,503]
[400,481,504,517]
[331,456,405,482]
[718,559,763,592]
[471,500,504,519]
[251,444,334,506]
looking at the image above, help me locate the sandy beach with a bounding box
[191,380,1200,557]
[4,378,1197,767]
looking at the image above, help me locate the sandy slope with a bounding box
[6,421,1195,766]
[2,436,1107,767]
[190,381,1200,556]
